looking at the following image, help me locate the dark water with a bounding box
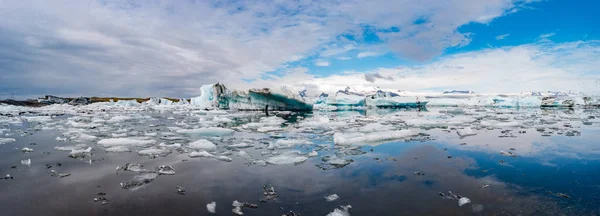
[1,109,600,216]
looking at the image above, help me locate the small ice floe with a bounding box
[138,148,172,157]
[257,126,283,133]
[260,184,278,202]
[156,165,176,175]
[50,170,71,178]
[307,151,318,157]
[458,197,471,206]
[97,138,155,147]
[326,205,352,216]
[93,192,109,205]
[176,127,234,137]
[266,151,308,165]
[55,137,67,141]
[120,173,159,190]
[325,194,339,202]
[232,200,258,215]
[316,156,353,170]
[105,146,130,152]
[20,159,31,167]
[206,201,216,214]
[500,151,518,157]
[439,191,471,207]
[4,174,14,180]
[116,163,150,174]
[479,184,490,189]
[456,127,477,137]
[188,139,217,150]
[333,130,418,145]
[176,186,186,195]
[554,192,571,199]
[0,138,16,145]
[282,211,300,216]
[21,147,34,153]
[69,147,92,158]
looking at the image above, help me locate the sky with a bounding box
[1,0,599,99]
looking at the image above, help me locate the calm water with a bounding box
[1,107,599,215]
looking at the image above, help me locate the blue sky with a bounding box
[286,0,599,78]
[1,0,599,98]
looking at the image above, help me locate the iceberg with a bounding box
[191,83,312,111]
[333,129,419,145]
[97,138,156,147]
[325,87,366,108]
[365,90,427,108]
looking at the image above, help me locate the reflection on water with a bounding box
[0,106,599,215]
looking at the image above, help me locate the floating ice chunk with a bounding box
[215,156,233,162]
[206,201,216,214]
[257,126,283,133]
[358,123,394,133]
[138,148,172,157]
[252,160,267,166]
[500,151,518,157]
[189,151,215,158]
[111,133,128,138]
[69,121,102,128]
[55,137,67,141]
[54,144,87,151]
[120,173,159,190]
[105,146,130,152]
[456,127,477,137]
[307,151,318,157]
[107,116,132,123]
[229,143,253,148]
[69,147,92,158]
[326,205,352,216]
[325,194,339,202]
[266,151,308,165]
[333,130,418,145]
[275,139,312,147]
[404,119,440,127]
[21,159,31,166]
[98,138,156,147]
[156,165,176,175]
[458,197,471,206]
[188,139,217,150]
[144,132,157,137]
[177,127,234,136]
[0,138,16,145]
[481,121,520,127]
[21,147,34,153]
[232,201,244,215]
[158,143,182,148]
[50,170,71,178]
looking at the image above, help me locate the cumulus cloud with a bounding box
[256,41,600,95]
[495,34,510,40]
[314,59,330,67]
[0,0,539,98]
[364,72,395,82]
[357,52,381,58]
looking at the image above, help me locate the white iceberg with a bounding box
[98,138,156,147]
[333,129,419,145]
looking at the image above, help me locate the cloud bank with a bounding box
[0,0,580,99]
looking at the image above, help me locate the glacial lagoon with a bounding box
[1,104,600,215]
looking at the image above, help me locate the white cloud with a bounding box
[357,52,381,58]
[251,41,600,95]
[495,34,510,40]
[315,59,330,67]
[337,57,352,60]
[539,33,556,38]
[0,0,540,98]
